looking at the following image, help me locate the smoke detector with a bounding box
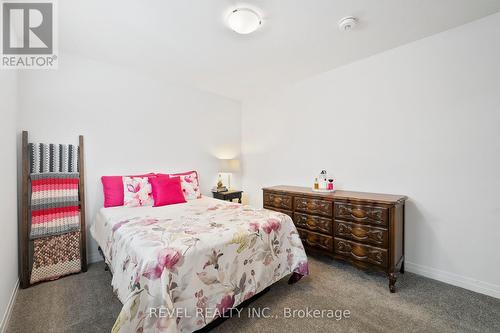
[338,17,358,32]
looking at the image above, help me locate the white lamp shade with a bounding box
[219,159,240,173]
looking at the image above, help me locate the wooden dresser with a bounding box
[263,185,407,292]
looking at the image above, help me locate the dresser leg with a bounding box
[388,273,397,293]
[399,261,405,274]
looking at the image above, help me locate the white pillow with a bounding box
[168,171,201,200]
[123,176,153,207]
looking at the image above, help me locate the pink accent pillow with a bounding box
[101,173,155,207]
[157,170,201,200]
[150,176,186,207]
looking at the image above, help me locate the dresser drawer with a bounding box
[295,197,332,217]
[294,213,332,235]
[263,192,293,210]
[334,202,388,226]
[264,206,293,219]
[297,228,333,252]
[334,238,387,268]
[334,220,388,248]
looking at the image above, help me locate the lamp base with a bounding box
[213,186,228,193]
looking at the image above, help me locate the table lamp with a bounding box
[218,159,240,190]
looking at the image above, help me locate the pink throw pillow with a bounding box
[157,170,201,200]
[150,176,186,207]
[101,173,155,207]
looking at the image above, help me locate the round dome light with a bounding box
[227,8,262,34]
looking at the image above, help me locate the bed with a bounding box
[91,196,309,333]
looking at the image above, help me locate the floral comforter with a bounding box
[91,196,308,333]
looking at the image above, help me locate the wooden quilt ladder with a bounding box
[19,131,87,288]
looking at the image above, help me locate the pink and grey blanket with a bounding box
[30,172,80,239]
[28,143,82,284]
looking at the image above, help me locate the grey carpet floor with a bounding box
[7,257,500,333]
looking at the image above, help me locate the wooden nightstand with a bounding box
[212,190,243,203]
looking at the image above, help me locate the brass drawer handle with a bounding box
[350,208,368,221]
[306,219,316,227]
[306,238,329,250]
[339,224,369,240]
[351,252,368,260]
[310,202,328,209]
[340,205,385,224]
[351,234,368,241]
[272,196,283,203]
[305,239,316,247]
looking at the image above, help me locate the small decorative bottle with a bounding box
[319,170,327,189]
[313,178,319,190]
[327,178,334,191]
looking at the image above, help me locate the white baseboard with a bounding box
[0,279,19,333]
[406,261,500,299]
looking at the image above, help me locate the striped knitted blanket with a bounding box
[30,173,80,239]
[29,143,79,174]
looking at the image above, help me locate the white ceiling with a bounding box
[60,0,500,100]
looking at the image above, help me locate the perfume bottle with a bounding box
[313,178,319,190]
[327,179,334,191]
[319,170,327,189]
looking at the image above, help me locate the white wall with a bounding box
[0,71,19,330]
[241,13,500,298]
[18,54,242,262]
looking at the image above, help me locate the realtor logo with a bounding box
[1,0,58,69]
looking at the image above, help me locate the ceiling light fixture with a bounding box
[227,8,262,34]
